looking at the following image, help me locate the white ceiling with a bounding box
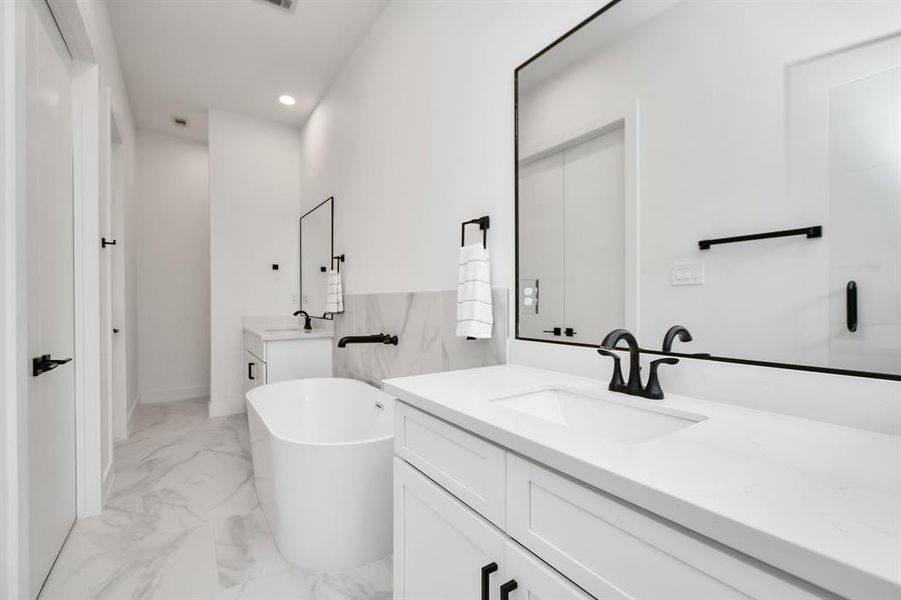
[106,0,388,142]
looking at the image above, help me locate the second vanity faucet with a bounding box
[597,328,678,400]
[292,310,313,332]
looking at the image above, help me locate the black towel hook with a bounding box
[331,254,345,272]
[461,216,490,248]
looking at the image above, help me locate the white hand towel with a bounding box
[456,243,493,339]
[326,270,344,314]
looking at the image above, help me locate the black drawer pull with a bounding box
[248,362,255,381]
[500,579,518,600]
[481,562,498,600]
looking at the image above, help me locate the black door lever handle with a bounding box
[101,237,117,248]
[847,280,858,332]
[32,354,72,377]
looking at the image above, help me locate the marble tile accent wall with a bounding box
[333,289,508,386]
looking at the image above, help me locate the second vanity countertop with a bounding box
[243,324,334,342]
[382,364,901,599]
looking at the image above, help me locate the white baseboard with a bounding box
[102,464,114,506]
[125,396,138,437]
[139,385,210,405]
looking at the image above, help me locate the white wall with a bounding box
[209,110,301,416]
[136,130,210,403]
[298,0,609,294]
[297,0,901,429]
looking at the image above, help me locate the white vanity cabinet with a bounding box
[394,458,591,600]
[242,327,332,389]
[393,402,835,600]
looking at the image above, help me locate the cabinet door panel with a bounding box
[243,350,265,395]
[394,458,507,600]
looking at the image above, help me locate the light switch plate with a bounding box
[672,261,704,286]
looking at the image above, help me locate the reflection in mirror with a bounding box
[299,197,334,317]
[515,0,901,378]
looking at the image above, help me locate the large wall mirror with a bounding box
[515,0,901,379]
[299,196,334,316]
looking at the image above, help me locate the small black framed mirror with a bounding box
[299,196,334,316]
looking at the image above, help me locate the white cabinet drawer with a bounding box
[506,454,834,600]
[395,402,506,528]
[243,330,265,362]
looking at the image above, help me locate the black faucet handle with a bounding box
[644,357,679,400]
[597,347,625,391]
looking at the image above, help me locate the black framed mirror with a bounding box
[299,196,334,316]
[514,0,901,381]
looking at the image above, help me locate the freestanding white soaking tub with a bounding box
[245,378,394,572]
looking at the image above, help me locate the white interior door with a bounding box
[25,1,76,597]
[518,152,565,340]
[99,100,114,481]
[827,65,901,373]
[111,141,129,440]
[563,125,625,343]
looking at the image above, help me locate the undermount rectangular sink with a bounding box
[491,388,706,444]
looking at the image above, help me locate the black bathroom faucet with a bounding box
[598,328,678,400]
[292,310,313,331]
[662,325,692,352]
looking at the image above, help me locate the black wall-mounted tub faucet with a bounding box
[337,333,399,348]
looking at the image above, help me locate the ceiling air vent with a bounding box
[172,116,190,128]
[255,0,296,13]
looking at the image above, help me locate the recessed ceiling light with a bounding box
[279,95,296,106]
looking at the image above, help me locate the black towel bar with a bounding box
[699,226,822,250]
[461,216,490,248]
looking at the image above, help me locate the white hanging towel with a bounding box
[326,270,344,314]
[456,243,493,339]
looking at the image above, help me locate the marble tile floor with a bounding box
[40,399,392,600]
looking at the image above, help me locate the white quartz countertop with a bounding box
[382,364,901,599]
[243,325,334,341]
